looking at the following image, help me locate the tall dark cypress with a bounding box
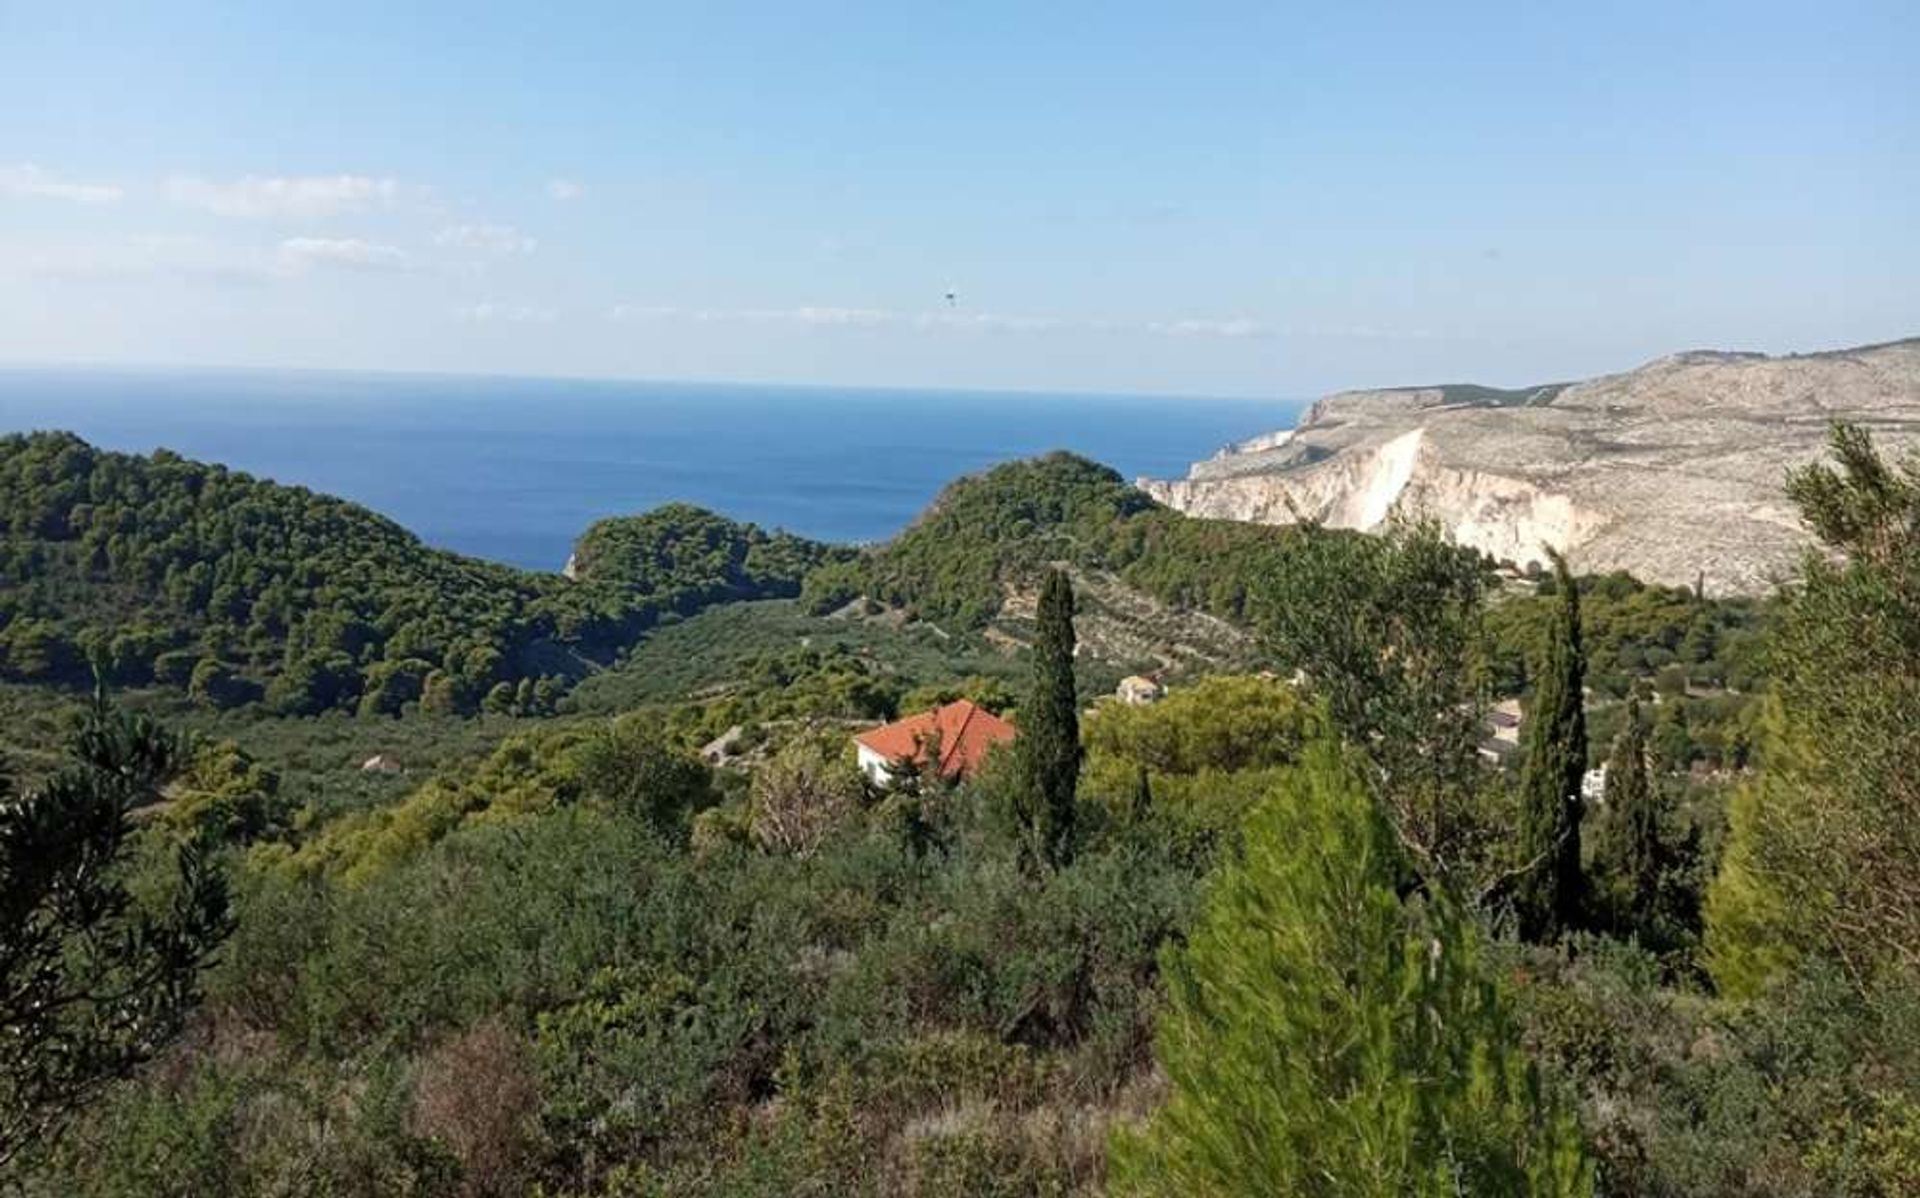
[1598,695,1660,930]
[1021,568,1081,868]
[1516,548,1588,940]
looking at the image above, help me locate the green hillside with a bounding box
[0,432,838,715]
[808,449,1485,640]
[569,502,853,606]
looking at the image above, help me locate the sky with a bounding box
[1,1,1915,398]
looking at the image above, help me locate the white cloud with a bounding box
[276,237,413,273]
[456,302,558,324]
[911,310,1073,333]
[608,303,1127,336]
[782,305,893,326]
[433,223,536,254]
[607,304,683,322]
[166,173,407,218]
[8,235,273,284]
[0,164,122,205]
[608,303,1404,344]
[1148,317,1270,339]
[546,178,584,202]
[608,304,895,327]
[10,233,423,284]
[1291,323,1439,341]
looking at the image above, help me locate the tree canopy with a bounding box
[1708,423,1920,995]
[0,433,840,715]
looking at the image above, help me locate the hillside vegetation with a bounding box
[13,427,1918,1198]
[568,502,853,603]
[0,433,838,716]
[808,450,1485,640]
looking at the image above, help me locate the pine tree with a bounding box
[1110,744,1592,1197]
[1018,568,1081,869]
[1708,423,1920,996]
[0,690,232,1168]
[1595,695,1660,932]
[1515,547,1588,941]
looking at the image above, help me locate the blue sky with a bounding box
[1,1,1914,397]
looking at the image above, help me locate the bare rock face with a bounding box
[1141,338,1920,593]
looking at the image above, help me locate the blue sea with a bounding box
[0,367,1302,571]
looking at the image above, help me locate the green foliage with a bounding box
[573,713,717,838]
[0,692,232,1170]
[1590,697,1662,934]
[828,456,1491,717]
[356,656,432,717]
[1016,569,1080,870]
[1110,744,1592,1196]
[1084,674,1313,778]
[900,673,1017,716]
[1709,423,1920,997]
[1489,571,1769,700]
[38,1050,458,1198]
[1079,673,1316,839]
[1510,943,1920,1197]
[186,657,256,709]
[23,429,1912,1197]
[567,599,1026,734]
[848,453,1154,628]
[1515,548,1588,941]
[570,501,854,612]
[164,739,286,845]
[0,433,841,713]
[25,753,1212,1195]
[746,730,865,857]
[1228,517,1498,889]
[269,725,593,883]
[797,556,866,615]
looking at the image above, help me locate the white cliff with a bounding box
[1142,338,1920,592]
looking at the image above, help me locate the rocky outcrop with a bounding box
[1142,338,1920,592]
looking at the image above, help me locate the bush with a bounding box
[410,1020,540,1197]
[748,732,865,857]
[573,715,716,837]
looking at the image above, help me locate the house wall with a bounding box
[856,743,893,786]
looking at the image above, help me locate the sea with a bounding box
[0,367,1303,572]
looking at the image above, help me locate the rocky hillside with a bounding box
[1141,337,1920,592]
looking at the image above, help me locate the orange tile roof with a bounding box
[854,700,1017,779]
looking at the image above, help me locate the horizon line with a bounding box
[0,357,1296,407]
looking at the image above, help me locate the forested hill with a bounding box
[0,432,840,714]
[569,502,856,600]
[803,450,1485,638]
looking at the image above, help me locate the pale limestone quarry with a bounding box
[1141,338,1920,593]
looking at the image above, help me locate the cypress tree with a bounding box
[1019,568,1081,868]
[1515,548,1588,941]
[1596,695,1660,931]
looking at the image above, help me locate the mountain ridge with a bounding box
[1141,336,1920,592]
